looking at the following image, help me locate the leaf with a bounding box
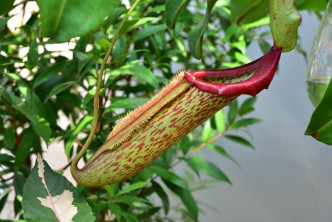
[44,81,76,102]
[202,119,216,142]
[14,128,36,173]
[296,0,327,11]
[229,118,261,129]
[186,156,231,183]
[163,180,198,221]
[165,0,189,29]
[227,100,238,125]
[132,24,167,42]
[109,97,149,110]
[3,129,16,149]
[113,195,151,205]
[230,0,269,25]
[28,39,39,65]
[0,0,14,15]
[269,0,302,52]
[225,135,255,149]
[109,203,122,222]
[116,181,150,196]
[152,181,169,215]
[65,115,94,158]
[122,212,139,222]
[112,63,160,88]
[239,97,256,115]
[12,103,51,143]
[22,155,95,222]
[149,165,189,190]
[120,17,157,35]
[33,63,64,88]
[305,79,332,145]
[188,0,217,59]
[36,0,121,42]
[207,144,240,167]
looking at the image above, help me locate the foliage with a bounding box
[0,0,327,221]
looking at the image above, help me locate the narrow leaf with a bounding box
[225,135,255,149]
[229,118,261,129]
[188,0,217,59]
[165,0,189,29]
[133,24,167,42]
[186,156,231,183]
[116,181,150,196]
[149,165,189,190]
[44,81,76,102]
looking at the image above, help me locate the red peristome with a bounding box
[185,45,282,97]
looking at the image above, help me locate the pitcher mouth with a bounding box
[185,46,282,97]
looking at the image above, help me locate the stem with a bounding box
[71,0,141,170]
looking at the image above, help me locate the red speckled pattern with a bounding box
[72,46,282,187]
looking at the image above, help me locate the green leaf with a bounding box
[186,156,231,183]
[165,0,189,29]
[188,0,217,59]
[33,63,64,88]
[36,0,121,42]
[152,181,169,215]
[109,204,122,222]
[22,155,95,222]
[230,0,269,24]
[120,17,157,35]
[44,81,76,102]
[12,103,51,143]
[296,0,327,11]
[229,118,261,129]
[3,129,16,149]
[305,79,332,145]
[116,181,150,196]
[202,119,216,142]
[14,128,36,173]
[227,100,238,125]
[207,144,240,167]
[269,0,302,52]
[28,39,39,65]
[109,97,149,110]
[239,97,256,115]
[225,135,255,149]
[132,24,167,42]
[123,212,139,222]
[113,195,151,205]
[0,0,14,15]
[65,115,93,158]
[164,181,198,221]
[149,165,189,190]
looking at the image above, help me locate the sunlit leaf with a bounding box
[202,119,216,142]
